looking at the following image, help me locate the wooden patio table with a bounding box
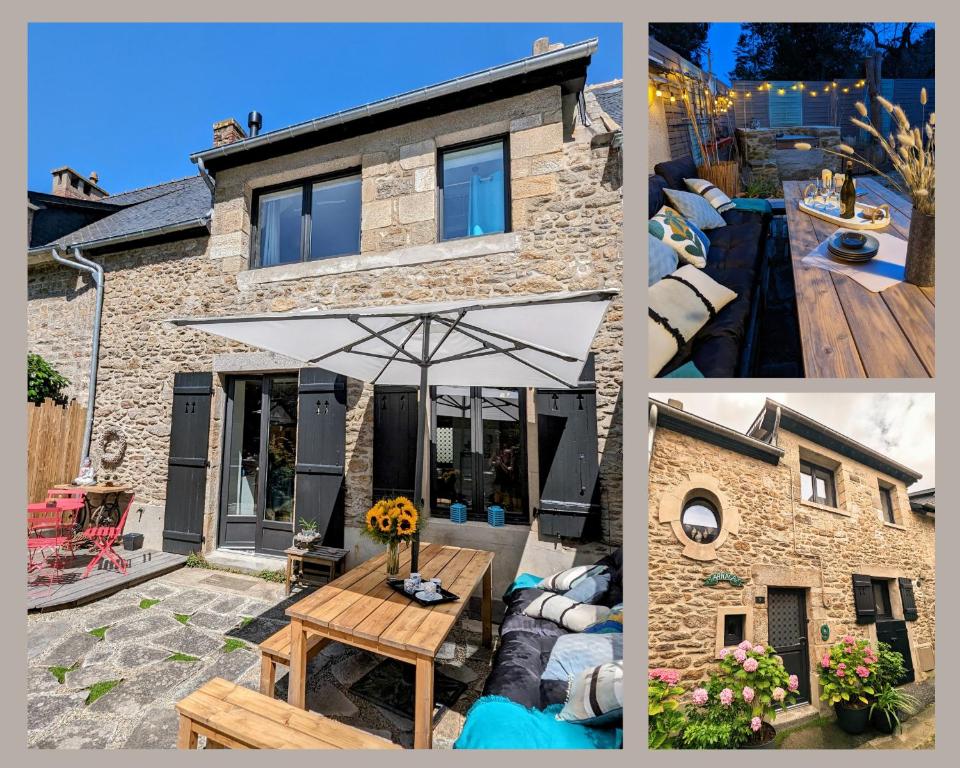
[285,541,494,749]
[783,177,934,377]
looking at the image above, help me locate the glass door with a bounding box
[431,386,527,524]
[219,374,299,553]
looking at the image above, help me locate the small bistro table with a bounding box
[285,542,494,749]
[283,545,349,595]
[783,177,934,377]
[53,483,134,528]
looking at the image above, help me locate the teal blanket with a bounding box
[732,197,773,215]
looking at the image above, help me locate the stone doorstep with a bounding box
[775,702,821,732]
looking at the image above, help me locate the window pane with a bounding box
[225,380,262,517]
[433,387,473,514]
[481,389,524,520]
[881,488,895,523]
[311,176,361,259]
[442,141,505,240]
[258,188,302,266]
[263,377,298,523]
[800,468,814,502]
[815,476,827,503]
[682,499,720,543]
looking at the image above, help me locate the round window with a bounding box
[681,498,721,543]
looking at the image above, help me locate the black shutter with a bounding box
[294,368,346,547]
[162,372,213,555]
[898,577,918,621]
[373,385,418,502]
[852,573,877,624]
[535,356,601,540]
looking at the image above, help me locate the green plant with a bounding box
[741,176,782,199]
[166,653,200,662]
[88,626,108,640]
[648,668,686,749]
[139,598,161,609]
[869,684,920,733]
[817,635,878,708]
[85,679,122,705]
[298,517,318,534]
[185,551,208,568]
[257,569,285,583]
[174,614,190,625]
[873,642,907,689]
[27,353,70,405]
[48,662,79,684]
[223,638,248,654]
[717,641,798,727]
[681,676,751,749]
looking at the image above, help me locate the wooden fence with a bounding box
[27,399,86,503]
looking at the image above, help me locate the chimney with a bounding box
[533,37,565,56]
[50,166,108,201]
[212,117,247,148]
[248,111,262,138]
[667,399,684,411]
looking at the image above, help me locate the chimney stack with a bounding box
[212,117,247,148]
[667,399,684,411]
[50,166,108,201]
[533,37,565,56]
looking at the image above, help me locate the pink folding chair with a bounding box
[27,503,74,577]
[80,493,134,578]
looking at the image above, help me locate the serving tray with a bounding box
[385,579,460,606]
[798,198,891,230]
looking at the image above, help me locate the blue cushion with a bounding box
[454,696,623,749]
[563,566,611,604]
[542,633,623,687]
[506,572,543,594]
[648,233,679,286]
[584,604,623,634]
[662,361,704,378]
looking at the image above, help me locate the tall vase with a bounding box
[904,211,935,287]
[386,540,400,576]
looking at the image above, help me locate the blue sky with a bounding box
[28,23,622,195]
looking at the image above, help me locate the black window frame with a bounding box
[437,135,512,243]
[680,496,721,544]
[800,460,837,507]
[723,613,746,647]
[249,167,362,269]
[879,484,897,524]
[872,579,893,620]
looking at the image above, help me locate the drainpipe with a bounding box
[51,246,104,467]
[648,402,659,456]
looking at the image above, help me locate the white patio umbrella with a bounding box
[170,289,617,571]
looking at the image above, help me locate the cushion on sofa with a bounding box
[558,661,624,726]
[593,549,623,607]
[524,593,611,633]
[654,157,699,190]
[454,697,623,749]
[664,188,728,230]
[649,174,670,218]
[649,206,709,268]
[539,564,603,593]
[541,632,624,707]
[649,233,679,286]
[685,177,736,213]
[563,566,612,604]
[583,604,623,634]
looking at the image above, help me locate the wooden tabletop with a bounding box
[287,542,494,658]
[53,483,134,494]
[783,177,934,378]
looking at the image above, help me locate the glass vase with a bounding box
[386,540,400,576]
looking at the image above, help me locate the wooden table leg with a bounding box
[176,714,197,749]
[481,563,493,649]
[287,619,307,709]
[259,655,277,697]
[414,656,435,749]
[285,556,294,596]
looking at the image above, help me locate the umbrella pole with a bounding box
[411,316,431,573]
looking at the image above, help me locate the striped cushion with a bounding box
[685,177,736,213]
[648,264,738,377]
[557,661,623,725]
[538,564,601,593]
[664,188,728,230]
[523,593,611,633]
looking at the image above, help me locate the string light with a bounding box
[745,92,752,98]
[810,91,817,97]
[655,89,663,97]
[670,95,676,102]
[777,88,786,95]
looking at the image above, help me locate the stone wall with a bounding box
[649,422,935,702]
[27,85,623,555]
[736,126,842,188]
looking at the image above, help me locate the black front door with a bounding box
[768,588,811,705]
[219,374,299,554]
[876,620,916,685]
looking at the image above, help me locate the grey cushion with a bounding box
[558,661,623,725]
[649,233,679,286]
[665,188,728,230]
[540,632,624,706]
[563,565,611,604]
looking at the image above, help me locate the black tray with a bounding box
[386,578,460,606]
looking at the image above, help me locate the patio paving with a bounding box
[27,565,496,749]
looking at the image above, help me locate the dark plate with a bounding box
[386,579,460,606]
[840,232,868,249]
[828,231,879,261]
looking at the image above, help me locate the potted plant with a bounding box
[293,518,320,549]
[362,496,419,576]
[648,668,685,749]
[817,635,878,734]
[681,677,751,749]
[872,641,907,690]
[724,641,798,748]
[869,683,920,734]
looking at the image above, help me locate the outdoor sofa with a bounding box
[649,157,771,377]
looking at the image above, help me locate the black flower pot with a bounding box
[835,703,870,734]
[740,722,777,749]
[871,708,902,734]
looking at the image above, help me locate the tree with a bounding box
[865,23,934,77]
[731,23,868,81]
[27,353,70,405]
[649,23,710,67]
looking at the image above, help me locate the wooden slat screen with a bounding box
[27,399,87,503]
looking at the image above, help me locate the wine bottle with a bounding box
[840,161,856,219]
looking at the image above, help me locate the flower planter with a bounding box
[835,703,870,734]
[740,721,777,749]
[293,533,320,549]
[870,708,904,734]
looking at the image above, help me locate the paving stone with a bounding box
[113,644,171,669]
[43,632,102,667]
[134,581,180,600]
[65,662,127,690]
[169,648,259,699]
[123,705,180,749]
[225,616,285,645]
[27,690,87,732]
[83,602,143,629]
[306,683,359,717]
[189,609,246,633]
[86,662,196,714]
[105,611,183,643]
[201,572,260,592]
[320,641,353,659]
[332,651,381,687]
[437,662,478,685]
[161,587,218,615]
[206,593,248,615]
[84,641,120,665]
[33,711,120,749]
[373,703,414,733]
[436,641,457,660]
[27,664,66,694]
[153,625,225,657]
[27,618,72,660]
[459,618,484,634]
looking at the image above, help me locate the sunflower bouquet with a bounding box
[363,496,419,575]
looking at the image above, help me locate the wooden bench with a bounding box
[176,677,401,749]
[259,624,330,696]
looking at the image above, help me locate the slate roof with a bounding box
[30,175,212,252]
[909,488,935,513]
[590,82,623,128]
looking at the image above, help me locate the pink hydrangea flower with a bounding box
[734,648,748,664]
[772,687,786,702]
[836,662,847,677]
[743,657,759,673]
[719,688,734,707]
[856,666,870,679]
[751,716,762,733]
[821,654,831,669]
[788,674,799,691]
[742,686,755,703]
[752,644,766,655]
[648,668,681,685]
[719,648,731,659]
[738,640,753,651]
[775,655,784,666]
[692,687,709,706]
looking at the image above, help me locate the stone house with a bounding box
[648,397,935,717]
[26,38,623,603]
